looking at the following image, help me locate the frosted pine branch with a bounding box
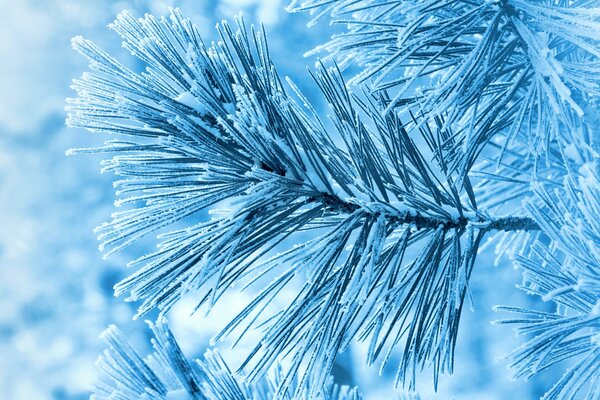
[68,8,544,398]
[93,317,363,400]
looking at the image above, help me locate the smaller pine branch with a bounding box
[93,317,364,400]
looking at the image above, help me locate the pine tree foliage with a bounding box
[289,0,600,174]
[93,317,362,399]
[65,2,600,399]
[66,8,542,397]
[495,160,600,400]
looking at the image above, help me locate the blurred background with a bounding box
[0,1,556,399]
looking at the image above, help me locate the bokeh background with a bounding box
[0,1,557,398]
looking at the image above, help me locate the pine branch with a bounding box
[67,9,541,397]
[93,317,363,400]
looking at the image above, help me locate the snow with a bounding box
[175,89,206,112]
[167,389,193,399]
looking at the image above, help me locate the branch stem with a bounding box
[314,192,540,232]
